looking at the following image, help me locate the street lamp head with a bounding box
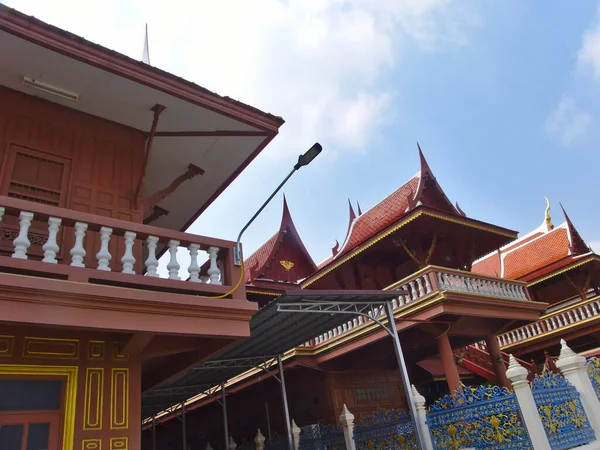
[294,142,322,170]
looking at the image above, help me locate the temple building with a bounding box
[146,148,554,448]
[0,5,284,450]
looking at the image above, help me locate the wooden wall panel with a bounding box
[0,86,145,271]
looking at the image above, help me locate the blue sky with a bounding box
[6,0,600,264]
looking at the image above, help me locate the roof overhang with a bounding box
[0,5,284,232]
[141,289,400,419]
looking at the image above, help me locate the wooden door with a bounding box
[0,144,72,258]
[0,411,60,450]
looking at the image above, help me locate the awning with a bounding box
[142,290,401,418]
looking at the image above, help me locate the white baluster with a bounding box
[121,231,136,274]
[536,323,543,334]
[12,211,33,259]
[423,274,432,293]
[409,281,418,299]
[200,275,210,283]
[42,217,61,263]
[188,244,201,282]
[70,222,88,267]
[416,277,425,296]
[166,240,181,280]
[0,207,4,229]
[96,227,112,271]
[207,246,222,285]
[145,236,160,277]
[585,304,593,317]
[592,302,600,315]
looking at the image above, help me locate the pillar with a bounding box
[339,404,357,450]
[411,385,434,450]
[485,335,511,389]
[255,429,266,450]
[555,339,600,438]
[437,333,461,392]
[505,354,551,450]
[291,420,301,450]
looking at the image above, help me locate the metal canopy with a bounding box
[142,289,401,418]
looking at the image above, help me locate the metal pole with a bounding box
[222,382,229,450]
[384,302,426,449]
[277,354,293,450]
[181,402,187,450]
[234,168,295,265]
[152,416,156,450]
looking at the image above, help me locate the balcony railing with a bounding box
[0,195,243,299]
[496,296,600,348]
[304,266,531,347]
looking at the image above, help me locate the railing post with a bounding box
[291,420,301,450]
[411,385,434,450]
[254,429,265,450]
[339,404,356,450]
[505,354,551,450]
[555,339,600,438]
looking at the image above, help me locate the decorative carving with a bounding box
[23,337,79,359]
[143,163,204,210]
[112,342,129,361]
[110,368,129,429]
[143,205,169,225]
[83,368,104,430]
[88,340,105,360]
[110,437,128,450]
[82,439,102,450]
[543,196,554,231]
[0,335,15,356]
[279,260,294,271]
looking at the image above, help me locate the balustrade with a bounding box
[497,296,600,349]
[308,266,532,348]
[0,195,241,299]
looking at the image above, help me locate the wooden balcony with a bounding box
[300,266,532,348]
[495,295,600,351]
[0,195,244,300]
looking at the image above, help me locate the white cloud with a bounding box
[579,5,600,80]
[5,0,477,160]
[545,95,592,145]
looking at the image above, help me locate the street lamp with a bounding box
[233,142,322,266]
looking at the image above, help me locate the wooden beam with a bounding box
[123,332,155,355]
[135,103,167,210]
[143,163,204,210]
[153,130,270,137]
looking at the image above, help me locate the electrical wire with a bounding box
[209,262,245,299]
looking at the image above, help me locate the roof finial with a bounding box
[142,23,150,65]
[542,196,554,231]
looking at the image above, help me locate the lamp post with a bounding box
[233,142,322,266]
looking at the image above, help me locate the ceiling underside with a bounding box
[0,29,277,232]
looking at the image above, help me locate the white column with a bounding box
[166,240,181,280]
[121,231,136,274]
[228,436,237,450]
[42,217,62,263]
[339,404,356,450]
[506,354,551,450]
[254,429,265,450]
[70,222,88,267]
[96,227,112,271]
[207,246,222,285]
[12,211,33,259]
[144,236,159,277]
[188,243,201,282]
[291,420,301,450]
[556,339,600,438]
[411,385,434,450]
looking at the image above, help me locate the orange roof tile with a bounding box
[472,251,501,277]
[338,175,420,256]
[504,228,570,280]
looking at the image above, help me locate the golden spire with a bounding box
[543,196,554,231]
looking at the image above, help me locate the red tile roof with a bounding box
[504,228,570,280]
[244,233,278,283]
[472,251,501,277]
[338,175,420,256]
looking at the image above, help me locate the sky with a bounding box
[4,0,600,265]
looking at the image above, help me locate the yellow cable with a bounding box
[209,262,245,299]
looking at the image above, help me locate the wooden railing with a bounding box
[0,195,243,299]
[304,266,531,347]
[496,296,600,348]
